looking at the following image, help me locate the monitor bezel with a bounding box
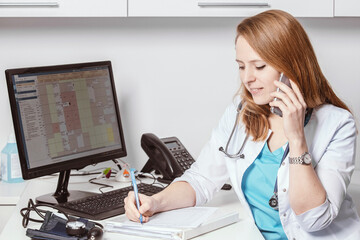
[5,61,127,180]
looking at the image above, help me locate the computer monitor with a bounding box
[5,61,127,205]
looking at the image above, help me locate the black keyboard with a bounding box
[58,183,164,220]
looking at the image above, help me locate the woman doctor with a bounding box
[125,10,360,239]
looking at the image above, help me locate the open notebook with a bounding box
[105,207,240,240]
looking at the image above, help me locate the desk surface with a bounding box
[0,174,263,240]
[0,181,27,205]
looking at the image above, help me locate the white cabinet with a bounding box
[335,0,360,17]
[0,1,359,19]
[128,0,333,17]
[0,0,127,17]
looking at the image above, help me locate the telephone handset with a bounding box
[270,73,292,117]
[140,133,195,184]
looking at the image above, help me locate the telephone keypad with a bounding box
[160,136,196,171]
[173,149,195,170]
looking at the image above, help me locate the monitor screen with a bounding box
[5,61,127,181]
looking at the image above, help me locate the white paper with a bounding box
[105,222,183,240]
[105,207,240,240]
[122,207,218,229]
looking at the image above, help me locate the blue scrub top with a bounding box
[241,142,288,240]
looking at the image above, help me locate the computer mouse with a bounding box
[115,168,131,182]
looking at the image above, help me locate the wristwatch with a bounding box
[289,152,312,165]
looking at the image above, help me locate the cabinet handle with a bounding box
[198,2,270,7]
[0,2,59,7]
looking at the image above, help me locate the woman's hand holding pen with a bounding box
[125,182,196,223]
[269,79,307,153]
[124,191,158,223]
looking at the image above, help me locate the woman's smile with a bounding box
[249,87,264,96]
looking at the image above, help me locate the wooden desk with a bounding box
[0,174,263,240]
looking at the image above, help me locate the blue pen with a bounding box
[130,168,143,224]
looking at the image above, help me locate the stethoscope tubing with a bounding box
[219,101,312,210]
[218,102,246,159]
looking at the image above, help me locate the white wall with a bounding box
[0,17,359,173]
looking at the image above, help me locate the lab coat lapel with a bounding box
[242,129,272,167]
[230,129,272,220]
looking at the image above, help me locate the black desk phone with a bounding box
[140,133,232,190]
[140,133,195,184]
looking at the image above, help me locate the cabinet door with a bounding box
[0,0,127,17]
[335,0,360,17]
[129,0,333,17]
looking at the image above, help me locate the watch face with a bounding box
[304,153,312,164]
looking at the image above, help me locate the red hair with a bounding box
[236,10,351,141]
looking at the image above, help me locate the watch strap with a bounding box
[289,152,310,165]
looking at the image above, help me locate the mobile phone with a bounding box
[270,73,292,117]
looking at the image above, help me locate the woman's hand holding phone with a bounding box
[269,76,307,145]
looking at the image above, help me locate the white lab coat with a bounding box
[174,100,360,240]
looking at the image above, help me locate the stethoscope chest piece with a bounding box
[269,193,279,211]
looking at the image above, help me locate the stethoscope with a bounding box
[218,101,247,159]
[219,101,312,210]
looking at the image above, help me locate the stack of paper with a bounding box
[105,207,240,240]
[105,223,184,240]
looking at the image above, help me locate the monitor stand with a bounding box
[36,170,97,205]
